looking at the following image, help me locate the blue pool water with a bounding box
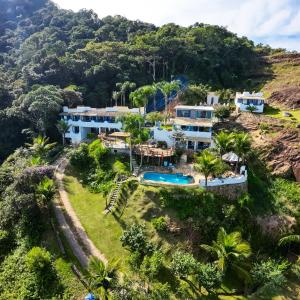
[143,172,194,185]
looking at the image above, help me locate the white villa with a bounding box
[152,104,215,151]
[60,106,144,144]
[235,91,265,113]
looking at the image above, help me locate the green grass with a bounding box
[63,168,129,271]
[264,104,300,123]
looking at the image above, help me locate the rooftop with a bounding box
[175,105,214,111]
[173,117,213,127]
[60,106,143,116]
[236,92,265,100]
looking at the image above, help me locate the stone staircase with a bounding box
[103,174,128,214]
[132,157,140,176]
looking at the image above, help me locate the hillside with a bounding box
[262,53,300,109]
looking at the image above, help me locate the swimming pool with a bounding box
[143,172,194,185]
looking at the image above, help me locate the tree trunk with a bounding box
[129,137,133,172]
[235,157,240,173]
[205,176,208,188]
[62,133,65,146]
[164,96,168,124]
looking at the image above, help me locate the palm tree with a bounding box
[145,111,164,125]
[200,227,252,272]
[120,113,145,171]
[56,120,70,146]
[112,91,121,106]
[232,132,251,173]
[155,80,181,122]
[278,234,300,247]
[194,149,226,187]
[26,135,56,163]
[129,85,156,115]
[85,257,118,300]
[116,81,136,106]
[214,131,234,157]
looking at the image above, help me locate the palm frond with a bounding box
[278,235,300,246]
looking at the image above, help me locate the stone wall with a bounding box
[205,181,248,200]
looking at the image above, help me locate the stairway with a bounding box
[132,157,139,176]
[103,174,128,214]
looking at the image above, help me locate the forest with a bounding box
[0,0,271,161]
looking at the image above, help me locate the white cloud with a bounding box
[53,0,300,51]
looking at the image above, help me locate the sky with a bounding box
[53,0,300,51]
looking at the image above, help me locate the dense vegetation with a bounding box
[0,0,269,161]
[64,140,300,299]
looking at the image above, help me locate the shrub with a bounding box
[113,160,128,175]
[171,250,197,278]
[140,251,164,279]
[120,223,149,254]
[151,216,168,232]
[70,143,92,170]
[214,105,230,121]
[128,251,143,272]
[251,259,289,288]
[88,139,108,166]
[197,263,223,292]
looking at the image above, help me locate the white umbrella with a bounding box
[222,152,239,163]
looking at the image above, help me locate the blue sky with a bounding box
[53,0,300,51]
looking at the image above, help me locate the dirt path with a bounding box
[53,157,108,268]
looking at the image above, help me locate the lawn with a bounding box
[63,167,185,273]
[264,104,300,123]
[63,168,129,271]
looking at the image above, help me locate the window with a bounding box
[72,116,79,121]
[197,142,210,150]
[196,111,211,118]
[177,110,191,118]
[81,116,91,122]
[73,126,79,134]
[187,141,195,150]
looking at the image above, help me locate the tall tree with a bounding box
[214,131,234,157]
[129,85,156,114]
[17,85,63,136]
[154,80,181,120]
[56,120,70,146]
[232,132,251,172]
[194,149,226,187]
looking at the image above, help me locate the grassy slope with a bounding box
[260,55,300,122]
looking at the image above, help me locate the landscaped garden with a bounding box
[64,137,300,299]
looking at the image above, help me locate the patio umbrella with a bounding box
[222,152,239,163]
[85,293,95,300]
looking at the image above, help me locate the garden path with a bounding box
[53,156,108,267]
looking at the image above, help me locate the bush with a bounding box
[88,139,108,166]
[197,263,223,292]
[214,105,230,121]
[113,160,128,175]
[251,259,289,288]
[171,250,197,278]
[70,143,92,170]
[120,223,150,254]
[128,251,143,272]
[151,216,168,232]
[141,251,164,279]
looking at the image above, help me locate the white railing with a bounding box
[199,174,247,187]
